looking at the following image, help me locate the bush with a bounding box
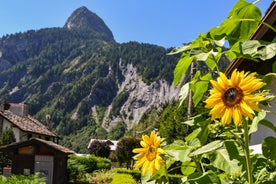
[0,174,45,184]
[110,173,137,184]
[115,168,141,182]
[91,170,115,184]
[67,154,111,183]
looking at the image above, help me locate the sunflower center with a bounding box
[223,87,243,107]
[147,146,157,161]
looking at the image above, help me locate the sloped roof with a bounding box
[226,1,276,75]
[0,138,75,154]
[0,110,58,138]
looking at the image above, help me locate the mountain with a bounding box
[0,6,183,152]
[64,6,115,43]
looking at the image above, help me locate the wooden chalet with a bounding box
[0,138,75,184]
[0,102,59,143]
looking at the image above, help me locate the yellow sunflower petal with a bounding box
[132,131,166,176]
[221,108,232,126]
[205,69,266,126]
[240,101,255,115]
[233,107,242,126]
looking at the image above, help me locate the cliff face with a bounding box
[95,62,180,129]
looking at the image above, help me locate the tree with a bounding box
[88,140,111,158]
[159,102,188,143]
[0,128,16,170]
[108,121,127,140]
[115,136,140,169]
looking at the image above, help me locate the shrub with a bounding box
[115,168,141,182]
[67,154,111,183]
[110,173,137,184]
[0,174,45,184]
[91,169,115,184]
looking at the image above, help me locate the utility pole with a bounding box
[186,61,197,133]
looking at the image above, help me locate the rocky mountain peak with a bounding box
[64,6,115,42]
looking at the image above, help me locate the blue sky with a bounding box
[0,0,272,48]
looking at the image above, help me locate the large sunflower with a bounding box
[133,131,166,176]
[205,69,266,126]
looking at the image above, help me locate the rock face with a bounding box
[64,6,115,42]
[101,62,180,129]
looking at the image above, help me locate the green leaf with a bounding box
[185,118,210,146]
[181,161,197,176]
[214,38,225,47]
[242,40,276,61]
[205,52,220,71]
[141,172,151,184]
[262,136,276,160]
[168,44,191,55]
[209,0,261,46]
[208,143,243,175]
[185,128,201,142]
[190,140,224,157]
[188,138,201,148]
[259,119,276,133]
[182,114,208,126]
[249,110,266,135]
[173,55,194,86]
[184,170,222,184]
[225,41,242,60]
[178,83,189,107]
[190,72,211,106]
[163,140,192,162]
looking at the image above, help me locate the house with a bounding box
[88,138,118,151]
[0,138,75,184]
[226,2,276,145]
[0,102,59,143]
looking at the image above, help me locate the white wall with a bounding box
[250,78,276,145]
[2,119,21,142]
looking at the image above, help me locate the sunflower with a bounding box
[205,69,266,126]
[133,131,166,176]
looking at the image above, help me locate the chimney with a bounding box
[3,102,10,110]
[8,103,28,116]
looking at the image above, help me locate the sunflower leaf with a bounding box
[249,110,266,135]
[208,0,261,47]
[173,55,194,86]
[262,136,276,160]
[183,170,221,183]
[190,140,224,157]
[181,161,197,176]
[242,40,276,61]
[208,141,243,175]
[165,147,192,163]
[163,140,192,162]
[190,72,212,106]
[179,83,190,107]
[259,119,276,133]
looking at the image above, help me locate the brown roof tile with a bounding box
[0,138,75,154]
[0,110,58,138]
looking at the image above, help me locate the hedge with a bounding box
[110,173,137,184]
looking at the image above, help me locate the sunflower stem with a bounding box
[164,163,169,182]
[243,120,253,184]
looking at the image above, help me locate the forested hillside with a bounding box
[0,6,229,152]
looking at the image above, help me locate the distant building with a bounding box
[0,102,59,143]
[88,138,118,151]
